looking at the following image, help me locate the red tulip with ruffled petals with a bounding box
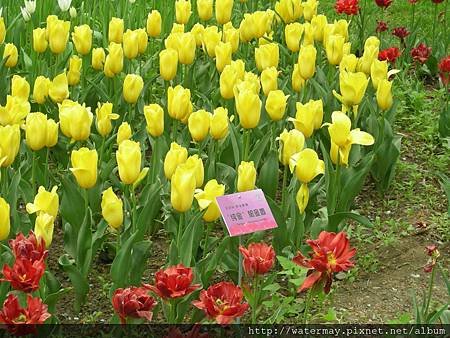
[438,55,450,85]
[376,21,388,33]
[239,242,275,277]
[112,287,157,324]
[1,258,46,293]
[9,231,47,263]
[378,47,401,63]
[335,0,359,15]
[392,27,410,40]
[0,294,51,335]
[144,264,200,299]
[411,43,432,64]
[192,281,249,324]
[375,0,393,8]
[293,231,356,294]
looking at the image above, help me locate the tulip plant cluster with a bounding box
[0,0,405,326]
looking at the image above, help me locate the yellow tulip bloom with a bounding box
[234,86,261,129]
[117,122,132,144]
[0,125,21,167]
[237,161,257,192]
[70,147,98,189]
[210,107,229,140]
[188,110,211,142]
[48,19,70,54]
[59,99,93,142]
[216,0,234,25]
[25,112,48,151]
[176,0,192,24]
[255,43,279,71]
[123,74,144,104]
[45,119,59,148]
[26,186,59,218]
[67,55,82,86]
[11,75,30,100]
[278,129,305,166]
[297,44,317,80]
[116,140,148,185]
[72,24,92,55]
[146,10,162,37]
[266,90,289,121]
[292,64,306,93]
[33,76,51,104]
[261,67,278,95]
[0,197,10,240]
[101,187,123,229]
[92,47,106,71]
[289,99,323,138]
[370,59,388,90]
[164,142,188,180]
[325,34,345,66]
[285,23,303,52]
[33,28,48,53]
[144,104,165,138]
[215,41,232,73]
[159,49,178,81]
[109,17,124,43]
[203,26,221,58]
[194,179,225,222]
[168,85,193,122]
[49,73,69,103]
[376,79,393,111]
[333,71,369,114]
[3,43,18,68]
[0,95,30,126]
[197,0,213,21]
[96,102,119,137]
[34,213,55,248]
[311,14,327,41]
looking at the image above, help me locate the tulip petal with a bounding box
[289,152,300,173]
[349,129,374,146]
[133,167,149,189]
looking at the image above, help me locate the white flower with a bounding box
[58,0,71,12]
[69,6,77,18]
[21,7,31,21]
[24,0,36,14]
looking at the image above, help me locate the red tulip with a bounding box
[378,47,401,63]
[438,55,450,85]
[0,294,51,335]
[9,231,47,263]
[410,43,432,64]
[1,258,46,293]
[335,0,359,15]
[112,286,157,324]
[293,231,356,294]
[392,27,410,40]
[376,20,388,33]
[239,242,275,277]
[374,0,393,8]
[143,264,200,299]
[192,281,249,324]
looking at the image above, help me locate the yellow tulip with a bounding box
[178,32,196,65]
[144,103,164,138]
[0,125,21,167]
[343,42,352,55]
[117,122,132,144]
[311,14,327,41]
[188,109,211,142]
[210,107,229,140]
[303,0,318,21]
[197,0,213,21]
[123,74,144,104]
[101,187,123,229]
[147,10,162,37]
[261,67,278,95]
[297,44,317,80]
[265,90,288,121]
[325,111,375,166]
[185,155,204,188]
[33,76,51,104]
[223,24,239,53]
[216,0,233,25]
[194,179,225,222]
[365,36,380,50]
[58,99,93,142]
[285,23,303,52]
[49,73,69,103]
[92,47,106,70]
[34,213,54,248]
[376,79,393,111]
[0,95,30,126]
[253,11,270,39]
[302,22,314,45]
[104,43,124,77]
[333,71,369,113]
[96,102,119,137]
[289,99,323,138]
[191,23,205,47]
[116,140,148,185]
[164,142,188,180]
[231,59,246,80]
[296,183,309,213]
[0,17,5,44]
[357,45,378,75]
[290,148,324,184]
[370,59,388,90]
[25,112,47,151]
[220,64,237,99]
[275,0,303,24]
[72,24,92,55]
[325,34,345,66]
[171,23,185,34]
[239,14,256,43]
[339,54,358,73]
[255,43,279,71]
[137,29,148,54]
[237,161,256,192]
[0,197,10,240]
[215,41,232,73]
[26,186,59,218]
[3,43,18,68]
[234,87,261,129]
[334,19,349,42]
[11,75,30,100]
[278,129,305,166]
[46,15,58,39]
[176,0,192,24]
[33,28,48,53]
[292,64,306,92]
[109,17,124,43]
[48,19,70,54]
[322,23,336,46]
[171,163,196,212]
[203,26,221,58]
[159,49,178,81]
[70,148,98,189]
[123,29,139,59]
[241,72,261,94]
[67,55,82,86]
[45,119,59,148]
[167,85,193,122]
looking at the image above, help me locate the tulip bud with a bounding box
[116,140,148,185]
[144,104,164,138]
[215,41,232,73]
[69,7,77,18]
[266,90,288,121]
[33,28,48,53]
[191,23,205,46]
[101,187,123,229]
[34,213,54,248]
[167,85,193,122]
[72,24,92,55]
[303,0,318,21]
[176,0,192,24]
[311,14,327,41]
[184,155,204,188]
[197,0,213,21]
[298,44,317,80]
[147,10,162,37]
[275,0,302,24]
[291,148,324,184]
[210,107,229,140]
[67,55,82,86]
[123,74,144,104]
[278,129,305,166]
[237,161,256,192]
[220,64,238,99]
[117,122,132,144]
[289,99,323,138]
[48,72,69,103]
[136,29,148,54]
[96,102,119,137]
[326,34,345,66]
[370,59,388,90]
[159,49,178,81]
[46,119,59,148]
[109,17,124,43]
[285,23,303,52]
[292,64,306,93]
[234,87,261,129]
[223,23,239,53]
[357,45,378,75]
[33,76,51,104]
[0,197,10,240]
[261,67,278,95]
[239,14,255,43]
[178,32,196,65]
[171,163,196,212]
[25,112,47,151]
[3,43,18,68]
[48,19,70,54]
[0,17,5,44]
[70,148,98,189]
[215,0,233,25]
[333,71,369,111]
[376,79,393,111]
[92,47,106,70]
[123,29,139,59]
[58,99,93,142]
[164,142,188,180]
[203,26,221,58]
[26,186,59,218]
[188,110,211,142]
[255,43,279,71]
[104,43,124,77]
[0,125,21,167]
[11,75,30,100]
[194,179,225,222]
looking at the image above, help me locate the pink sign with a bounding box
[216,189,278,237]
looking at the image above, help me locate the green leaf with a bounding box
[249,136,271,168]
[129,241,152,285]
[110,232,138,289]
[60,178,86,230]
[136,183,163,237]
[58,255,89,313]
[257,149,279,199]
[179,212,204,266]
[229,123,242,167]
[328,211,372,232]
[76,209,93,277]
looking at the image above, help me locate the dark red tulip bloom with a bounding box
[9,231,47,263]
[335,0,359,15]
[143,264,200,299]
[112,287,157,324]
[374,0,393,8]
[411,43,432,64]
[392,27,410,40]
[376,20,388,33]
[293,231,356,294]
[438,55,450,85]
[0,294,51,336]
[1,258,46,293]
[192,281,249,324]
[379,47,401,63]
[239,242,275,277]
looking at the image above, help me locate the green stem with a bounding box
[31,151,37,193]
[176,212,185,248]
[303,289,312,324]
[44,148,49,188]
[83,188,89,211]
[243,129,251,162]
[202,222,211,259]
[424,266,436,318]
[130,186,137,232]
[431,4,438,52]
[172,119,178,143]
[150,136,159,182]
[251,275,260,324]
